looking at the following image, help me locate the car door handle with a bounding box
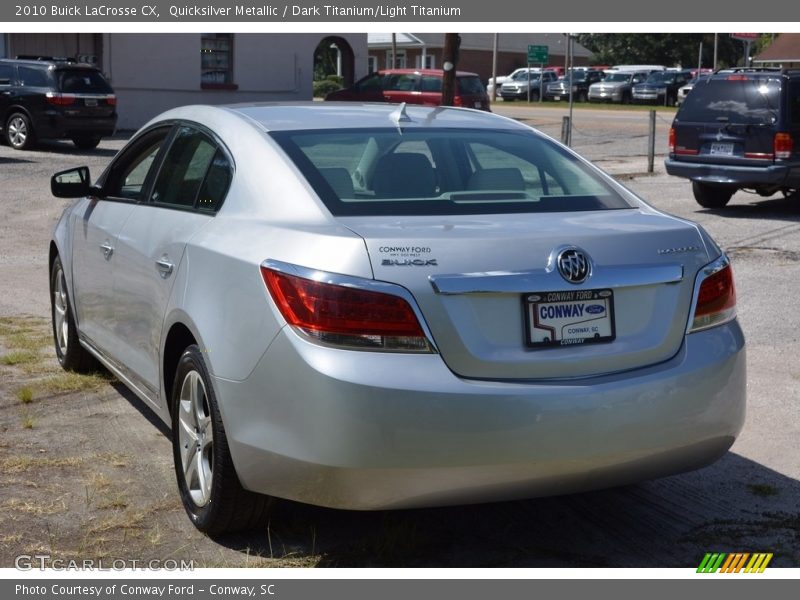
[100,242,114,259]
[155,258,174,277]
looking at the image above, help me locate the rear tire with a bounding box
[172,345,273,535]
[72,136,101,150]
[5,112,35,150]
[692,182,735,208]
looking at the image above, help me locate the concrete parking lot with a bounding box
[0,107,798,568]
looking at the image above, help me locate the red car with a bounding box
[325,69,491,111]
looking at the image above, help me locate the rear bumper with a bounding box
[665,158,793,187]
[35,111,117,139]
[215,321,746,510]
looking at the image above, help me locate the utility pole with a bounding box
[490,33,498,102]
[441,33,460,107]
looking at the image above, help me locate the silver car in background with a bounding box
[49,102,745,534]
[588,70,649,103]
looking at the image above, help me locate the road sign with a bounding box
[730,33,759,41]
[528,44,548,64]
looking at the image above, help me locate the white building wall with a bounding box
[105,33,368,130]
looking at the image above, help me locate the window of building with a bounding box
[201,33,236,88]
[386,49,406,69]
[415,54,436,69]
[367,56,378,73]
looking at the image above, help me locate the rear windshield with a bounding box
[271,128,633,217]
[677,76,782,125]
[645,72,678,85]
[457,76,485,95]
[57,69,113,93]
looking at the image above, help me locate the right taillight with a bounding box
[688,255,737,333]
[261,263,434,353]
[668,127,675,154]
[774,132,793,160]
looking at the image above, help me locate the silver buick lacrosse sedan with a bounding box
[49,102,745,534]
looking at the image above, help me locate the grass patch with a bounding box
[16,386,34,404]
[1,350,39,366]
[38,371,113,395]
[21,415,35,429]
[0,455,84,474]
[0,498,67,516]
[747,483,780,497]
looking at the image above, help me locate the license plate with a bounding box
[524,289,615,348]
[553,95,560,101]
[84,98,98,107]
[710,142,734,156]
[474,102,482,108]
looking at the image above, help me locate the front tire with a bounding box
[6,112,35,150]
[692,182,735,208]
[172,345,273,535]
[50,256,99,372]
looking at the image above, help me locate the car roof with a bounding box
[0,57,100,70]
[155,102,531,134]
[374,68,480,78]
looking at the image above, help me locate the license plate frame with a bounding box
[523,288,616,348]
[709,142,734,156]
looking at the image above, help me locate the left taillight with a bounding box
[45,92,76,106]
[688,255,737,333]
[261,265,433,353]
[668,127,676,154]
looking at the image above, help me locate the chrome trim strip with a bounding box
[429,263,684,295]
[78,334,160,407]
[261,259,439,353]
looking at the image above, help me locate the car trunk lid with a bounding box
[340,209,710,380]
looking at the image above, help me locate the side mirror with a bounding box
[51,166,95,198]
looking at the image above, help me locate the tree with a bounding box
[575,33,756,69]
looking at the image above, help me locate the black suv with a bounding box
[665,68,800,207]
[632,70,693,105]
[0,57,117,150]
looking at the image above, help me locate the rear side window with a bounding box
[18,66,50,87]
[790,81,800,125]
[271,128,633,217]
[57,69,113,93]
[0,65,13,85]
[151,126,219,209]
[678,77,782,125]
[457,77,485,95]
[384,74,418,91]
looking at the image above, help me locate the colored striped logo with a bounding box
[697,553,773,573]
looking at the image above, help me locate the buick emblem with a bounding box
[557,248,590,284]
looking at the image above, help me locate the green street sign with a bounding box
[528,44,548,63]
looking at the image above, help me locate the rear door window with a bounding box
[150,125,231,211]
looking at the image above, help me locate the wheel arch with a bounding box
[162,320,199,418]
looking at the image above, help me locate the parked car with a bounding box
[49,102,745,534]
[632,70,693,105]
[0,56,117,150]
[486,67,539,98]
[544,69,604,102]
[588,70,650,104]
[325,68,490,111]
[666,67,800,207]
[500,69,559,101]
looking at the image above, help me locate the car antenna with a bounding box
[389,102,412,132]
